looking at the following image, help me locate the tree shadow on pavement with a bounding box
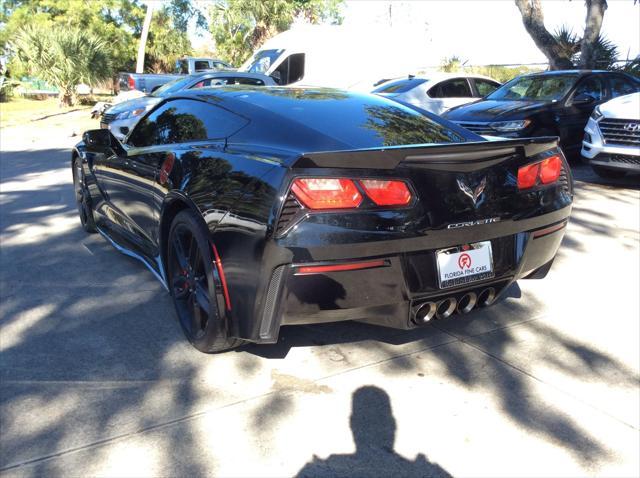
[570,163,640,191]
[295,386,451,478]
[1,143,638,475]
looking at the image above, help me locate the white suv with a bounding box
[581,92,640,179]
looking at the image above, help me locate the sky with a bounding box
[340,0,640,67]
[189,0,640,68]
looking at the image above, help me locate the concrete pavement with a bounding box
[1,120,639,477]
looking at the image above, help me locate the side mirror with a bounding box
[83,129,111,148]
[572,93,596,106]
[270,71,282,85]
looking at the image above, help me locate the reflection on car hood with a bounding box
[443,99,550,121]
[599,92,640,120]
[105,96,161,114]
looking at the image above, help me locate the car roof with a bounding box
[187,71,272,80]
[380,72,499,84]
[164,86,472,153]
[523,69,610,77]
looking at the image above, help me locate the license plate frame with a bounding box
[436,241,495,289]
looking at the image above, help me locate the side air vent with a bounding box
[275,193,303,236]
[558,164,572,195]
[259,265,286,341]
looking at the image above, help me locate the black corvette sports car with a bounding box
[73,87,573,352]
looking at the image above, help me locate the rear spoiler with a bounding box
[293,137,559,172]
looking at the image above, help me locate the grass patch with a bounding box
[0,95,112,129]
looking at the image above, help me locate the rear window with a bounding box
[235,90,466,149]
[194,77,266,88]
[194,60,210,71]
[374,78,427,94]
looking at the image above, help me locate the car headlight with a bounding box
[590,106,603,121]
[489,120,531,131]
[116,110,131,120]
[116,108,147,120]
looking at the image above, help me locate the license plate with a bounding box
[436,241,494,289]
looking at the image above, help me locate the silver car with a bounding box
[372,73,501,116]
[101,72,276,141]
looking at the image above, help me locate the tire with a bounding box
[167,210,245,353]
[591,165,626,179]
[73,157,97,233]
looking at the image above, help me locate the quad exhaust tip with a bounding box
[413,287,496,325]
[413,301,437,324]
[456,292,477,314]
[436,297,457,320]
[477,287,496,307]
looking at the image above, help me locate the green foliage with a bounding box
[440,55,464,73]
[0,0,206,77]
[146,8,193,73]
[437,56,543,83]
[1,0,144,75]
[552,25,580,63]
[11,25,111,106]
[210,0,343,66]
[166,0,208,32]
[0,77,21,102]
[616,56,640,77]
[551,25,620,70]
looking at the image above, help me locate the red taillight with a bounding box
[539,155,562,184]
[359,179,412,206]
[517,154,562,190]
[128,75,135,90]
[291,178,362,209]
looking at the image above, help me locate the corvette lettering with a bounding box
[447,217,501,229]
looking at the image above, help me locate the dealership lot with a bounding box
[1,121,639,477]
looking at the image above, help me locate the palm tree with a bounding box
[552,25,619,70]
[12,25,111,106]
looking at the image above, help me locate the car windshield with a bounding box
[373,78,427,94]
[242,49,283,74]
[487,74,579,101]
[152,77,194,97]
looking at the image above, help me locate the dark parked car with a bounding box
[443,70,640,155]
[73,87,573,353]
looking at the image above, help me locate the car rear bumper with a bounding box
[252,206,571,343]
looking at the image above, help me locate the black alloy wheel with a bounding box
[167,210,244,353]
[73,157,97,233]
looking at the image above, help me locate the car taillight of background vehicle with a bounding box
[291,178,412,209]
[517,155,562,190]
[128,75,135,90]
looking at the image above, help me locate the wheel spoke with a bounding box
[189,291,203,332]
[171,233,189,271]
[194,281,210,316]
[187,236,201,272]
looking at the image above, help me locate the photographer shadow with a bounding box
[296,386,451,478]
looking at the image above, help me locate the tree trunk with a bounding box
[514,0,575,70]
[59,89,75,107]
[136,4,154,74]
[580,0,608,69]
